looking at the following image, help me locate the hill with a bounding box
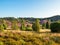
[18,15,60,22]
[0,15,60,22]
[43,15,60,21]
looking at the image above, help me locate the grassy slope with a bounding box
[0,30,60,45]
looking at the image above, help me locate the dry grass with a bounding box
[3,29,60,37]
[0,29,60,45]
[39,29,51,32]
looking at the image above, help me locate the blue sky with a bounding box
[0,0,60,18]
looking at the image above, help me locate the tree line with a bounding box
[0,18,60,33]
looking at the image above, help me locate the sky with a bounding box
[0,0,60,18]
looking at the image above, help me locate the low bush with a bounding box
[26,25,32,31]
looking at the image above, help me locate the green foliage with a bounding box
[50,22,60,33]
[57,20,60,23]
[46,19,51,29]
[0,41,4,45]
[5,38,18,45]
[32,19,40,32]
[20,19,26,30]
[46,22,49,29]
[26,25,32,31]
[0,24,4,31]
[11,20,19,30]
[3,24,7,30]
[19,39,26,45]
[20,26,26,31]
[32,23,35,31]
[0,20,7,30]
[2,20,7,30]
[42,23,46,29]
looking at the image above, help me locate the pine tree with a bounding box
[48,19,51,29]
[32,19,40,32]
[11,20,19,30]
[20,19,26,30]
[46,19,51,29]
[46,21,49,29]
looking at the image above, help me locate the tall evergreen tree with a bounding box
[46,19,51,29]
[46,21,49,29]
[20,19,26,30]
[48,19,51,29]
[32,19,40,32]
[11,20,19,30]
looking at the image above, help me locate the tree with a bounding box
[0,19,7,31]
[46,22,49,29]
[32,19,40,32]
[20,19,26,30]
[11,20,19,30]
[50,22,60,33]
[42,23,46,29]
[46,19,51,29]
[2,20,7,29]
[0,24,4,31]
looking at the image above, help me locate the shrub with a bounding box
[3,24,7,30]
[50,22,60,33]
[0,24,4,32]
[42,23,46,29]
[26,25,32,31]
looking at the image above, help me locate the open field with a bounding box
[0,30,60,45]
[3,29,60,36]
